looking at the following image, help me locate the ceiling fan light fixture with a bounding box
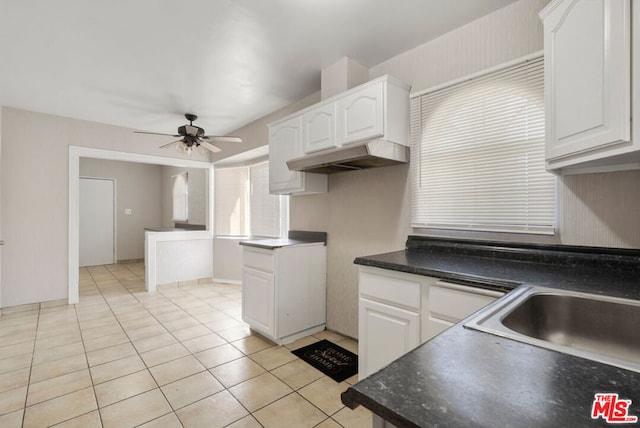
[134,113,242,155]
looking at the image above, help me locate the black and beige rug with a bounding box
[292,339,358,382]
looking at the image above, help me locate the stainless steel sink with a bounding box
[464,286,640,372]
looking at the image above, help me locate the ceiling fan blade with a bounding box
[134,131,181,137]
[202,135,242,143]
[159,139,183,149]
[199,141,222,153]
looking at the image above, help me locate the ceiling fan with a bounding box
[135,113,242,155]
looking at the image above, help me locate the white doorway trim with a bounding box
[69,146,213,304]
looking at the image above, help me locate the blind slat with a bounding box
[215,163,285,238]
[410,55,555,234]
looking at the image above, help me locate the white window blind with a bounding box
[172,172,188,222]
[250,162,283,237]
[215,167,249,236]
[215,162,286,238]
[410,55,555,234]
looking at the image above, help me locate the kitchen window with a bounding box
[410,54,556,235]
[215,161,287,238]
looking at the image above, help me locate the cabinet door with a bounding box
[303,103,338,153]
[543,0,630,163]
[337,82,384,145]
[359,298,420,379]
[242,267,275,338]
[424,281,503,341]
[269,116,304,194]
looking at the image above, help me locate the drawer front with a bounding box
[359,271,421,311]
[242,248,275,272]
[429,281,503,323]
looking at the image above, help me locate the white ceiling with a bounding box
[0,0,516,137]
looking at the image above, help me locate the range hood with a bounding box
[286,140,409,174]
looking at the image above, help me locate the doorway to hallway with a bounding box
[79,177,115,267]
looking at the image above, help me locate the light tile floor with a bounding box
[0,263,372,427]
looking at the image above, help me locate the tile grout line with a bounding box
[3,263,363,427]
[90,264,178,425]
[149,280,257,426]
[19,302,39,428]
[111,265,257,427]
[82,266,110,428]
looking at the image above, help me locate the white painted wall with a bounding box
[80,158,162,261]
[0,106,3,310]
[209,92,321,284]
[212,238,243,284]
[0,107,210,307]
[3,0,638,330]
[226,0,640,339]
[145,231,213,290]
[161,166,207,227]
[291,0,555,338]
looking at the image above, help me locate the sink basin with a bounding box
[464,286,640,372]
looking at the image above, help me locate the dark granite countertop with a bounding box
[355,238,640,300]
[342,237,640,427]
[239,230,327,250]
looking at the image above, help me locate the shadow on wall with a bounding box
[560,170,640,248]
[289,164,411,338]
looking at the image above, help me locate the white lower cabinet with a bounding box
[242,267,275,337]
[241,244,326,345]
[358,266,506,428]
[359,298,420,379]
[358,268,428,378]
[425,280,505,339]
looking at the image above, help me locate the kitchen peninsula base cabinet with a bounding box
[241,243,326,345]
[358,266,505,428]
[358,268,429,379]
[358,266,505,377]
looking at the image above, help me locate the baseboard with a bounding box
[117,258,144,264]
[212,278,242,285]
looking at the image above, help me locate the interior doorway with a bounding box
[69,146,214,304]
[79,177,115,267]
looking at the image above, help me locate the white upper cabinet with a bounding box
[269,116,304,193]
[302,103,338,153]
[541,0,638,173]
[337,82,385,145]
[269,75,408,192]
[268,116,327,195]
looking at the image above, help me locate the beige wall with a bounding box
[209,92,321,164]
[0,107,209,307]
[291,0,640,339]
[212,238,243,283]
[3,0,639,333]
[161,166,208,227]
[0,107,3,310]
[80,158,163,261]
